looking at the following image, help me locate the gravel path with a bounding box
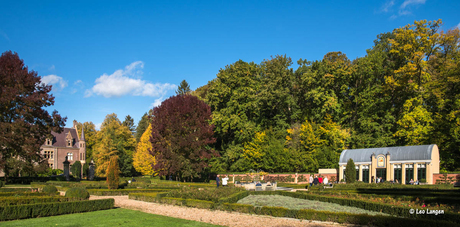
[90,195,353,227]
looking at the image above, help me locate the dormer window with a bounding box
[66,133,73,147]
[45,138,51,146]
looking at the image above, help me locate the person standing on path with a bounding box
[222,175,229,187]
[216,175,220,188]
[309,175,313,187]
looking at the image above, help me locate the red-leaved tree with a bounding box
[149,94,218,181]
[0,51,66,179]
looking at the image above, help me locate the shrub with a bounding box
[71,161,82,179]
[345,158,356,184]
[42,185,58,194]
[65,187,89,200]
[0,180,3,188]
[106,156,120,189]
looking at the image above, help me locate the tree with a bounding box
[93,113,137,177]
[150,95,218,180]
[0,51,66,179]
[75,121,97,161]
[106,155,119,189]
[176,79,191,95]
[133,124,156,176]
[122,115,136,135]
[345,158,356,183]
[135,112,150,143]
[71,161,82,179]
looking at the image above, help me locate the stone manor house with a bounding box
[40,120,86,170]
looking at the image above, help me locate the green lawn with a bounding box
[0,208,222,227]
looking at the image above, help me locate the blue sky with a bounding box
[1,0,459,130]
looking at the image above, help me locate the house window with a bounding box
[50,151,53,159]
[50,163,53,168]
[67,140,72,147]
[67,152,73,161]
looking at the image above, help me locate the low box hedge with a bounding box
[131,192,456,227]
[0,192,51,197]
[0,188,39,193]
[250,191,460,224]
[88,189,169,196]
[0,199,114,221]
[0,196,74,206]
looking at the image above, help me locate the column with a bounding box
[386,153,391,182]
[426,162,432,184]
[414,163,418,181]
[339,165,344,182]
[371,154,376,182]
[402,163,406,185]
[358,165,362,181]
[390,164,394,181]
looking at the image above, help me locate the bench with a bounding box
[323,184,334,189]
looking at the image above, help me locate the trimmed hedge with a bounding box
[65,188,90,200]
[131,192,456,227]
[129,192,170,203]
[0,188,39,193]
[0,192,50,197]
[88,189,169,196]
[0,199,114,221]
[250,191,460,224]
[0,196,73,206]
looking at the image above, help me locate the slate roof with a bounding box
[339,144,435,164]
[46,128,80,148]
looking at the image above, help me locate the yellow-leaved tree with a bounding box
[133,124,156,176]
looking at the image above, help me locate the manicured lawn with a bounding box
[0,208,222,227]
[238,195,388,216]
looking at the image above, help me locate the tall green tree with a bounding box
[345,158,356,183]
[93,113,137,177]
[176,79,191,95]
[71,161,82,179]
[150,95,218,181]
[206,60,261,171]
[122,115,136,135]
[0,51,66,179]
[135,112,150,143]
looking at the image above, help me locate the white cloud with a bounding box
[457,22,460,29]
[48,65,55,71]
[152,98,164,108]
[388,0,426,19]
[71,80,84,94]
[85,61,176,98]
[401,0,426,9]
[0,29,9,41]
[381,0,395,12]
[95,123,102,131]
[41,75,68,91]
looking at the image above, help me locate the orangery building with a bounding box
[338,144,440,184]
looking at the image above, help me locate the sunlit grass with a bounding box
[0,208,222,227]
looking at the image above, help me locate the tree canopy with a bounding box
[0,51,66,178]
[150,95,218,180]
[176,79,191,95]
[93,113,137,177]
